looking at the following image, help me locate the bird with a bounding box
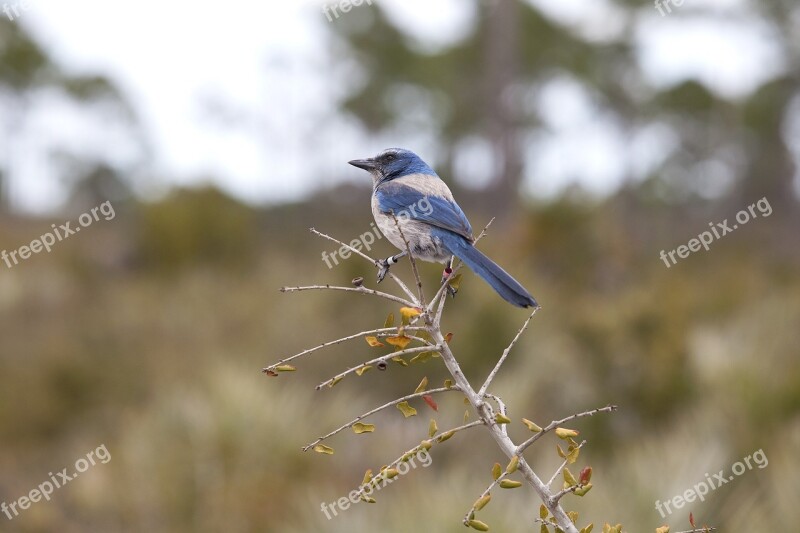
[348,148,538,308]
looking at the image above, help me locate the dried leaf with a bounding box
[448,273,463,291]
[384,313,395,328]
[352,423,375,434]
[555,427,579,440]
[579,467,592,485]
[396,401,417,418]
[391,356,409,367]
[386,336,411,350]
[428,418,438,438]
[328,376,343,388]
[444,332,454,343]
[414,376,429,393]
[410,351,433,364]
[264,370,278,377]
[364,336,384,347]
[312,444,334,455]
[423,395,438,411]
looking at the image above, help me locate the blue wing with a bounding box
[375,181,473,242]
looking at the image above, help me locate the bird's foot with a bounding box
[441,267,458,299]
[376,259,391,283]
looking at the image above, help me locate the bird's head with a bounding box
[349,148,435,184]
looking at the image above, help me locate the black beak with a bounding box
[348,158,378,171]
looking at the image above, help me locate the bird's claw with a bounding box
[376,259,390,283]
[446,284,458,299]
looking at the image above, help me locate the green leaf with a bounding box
[499,480,522,489]
[474,494,491,511]
[355,365,372,376]
[468,519,490,531]
[352,423,375,434]
[275,365,296,372]
[410,351,433,364]
[396,401,417,418]
[444,379,453,389]
[495,413,512,424]
[414,376,428,393]
[428,418,438,438]
[492,463,502,480]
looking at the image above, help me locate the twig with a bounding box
[280,284,414,308]
[462,468,512,525]
[483,393,507,437]
[516,405,618,456]
[547,440,587,488]
[263,326,425,372]
[478,308,539,396]
[302,386,460,451]
[310,227,419,305]
[315,345,441,389]
[354,420,484,499]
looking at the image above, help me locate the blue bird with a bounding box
[348,148,538,308]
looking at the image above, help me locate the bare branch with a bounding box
[279,284,414,308]
[463,467,513,525]
[516,405,618,456]
[483,393,508,437]
[262,326,426,373]
[315,345,441,389]
[479,308,539,396]
[310,227,419,305]
[302,386,460,451]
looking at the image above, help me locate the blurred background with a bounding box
[1,0,798,531]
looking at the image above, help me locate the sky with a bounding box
[3,0,790,212]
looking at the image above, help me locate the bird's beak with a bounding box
[348,158,378,171]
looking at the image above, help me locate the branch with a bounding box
[315,345,441,389]
[516,405,618,456]
[310,227,419,305]
[547,440,587,489]
[463,467,513,525]
[354,420,484,499]
[279,284,414,308]
[301,386,460,451]
[262,326,425,373]
[478,308,539,396]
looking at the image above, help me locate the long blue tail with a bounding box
[441,233,538,308]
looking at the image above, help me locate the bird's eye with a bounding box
[385,154,396,161]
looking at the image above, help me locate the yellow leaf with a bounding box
[506,456,519,474]
[448,273,463,291]
[355,365,372,376]
[474,494,491,511]
[275,365,296,372]
[555,427,579,440]
[563,468,578,486]
[396,401,417,418]
[464,409,470,423]
[328,376,343,388]
[312,444,334,455]
[495,413,512,424]
[444,379,453,389]
[522,418,543,432]
[365,336,384,347]
[436,430,454,443]
[499,480,522,489]
[391,356,409,366]
[574,482,592,496]
[410,351,433,364]
[352,423,375,434]
[383,313,395,328]
[415,376,428,393]
[400,307,421,324]
[362,469,373,485]
[492,463,502,480]
[468,519,490,531]
[386,336,411,350]
[428,418,438,438]
[540,505,548,519]
[383,468,399,479]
